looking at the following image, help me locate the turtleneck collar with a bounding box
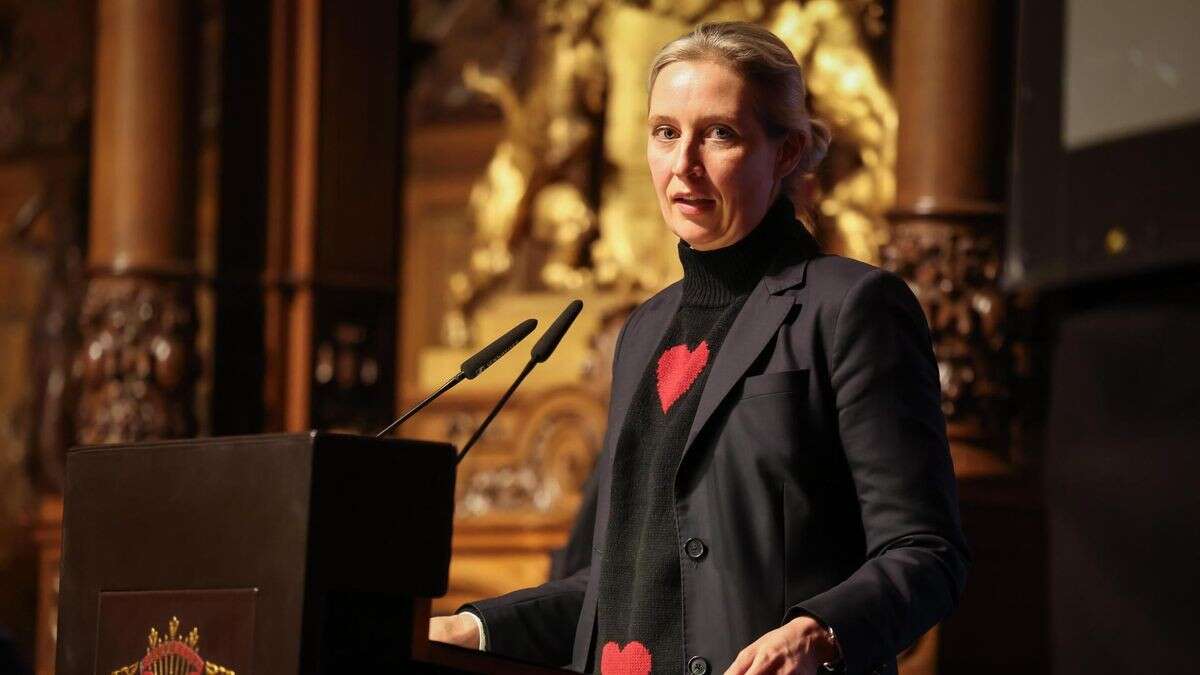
[677,197,796,308]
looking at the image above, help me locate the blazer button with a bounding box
[687,655,709,675]
[684,537,707,560]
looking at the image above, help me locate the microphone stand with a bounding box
[373,318,537,438]
[454,300,583,465]
[456,361,535,465]
[376,372,464,438]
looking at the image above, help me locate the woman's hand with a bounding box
[723,615,840,675]
[428,614,481,649]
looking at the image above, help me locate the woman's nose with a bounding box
[671,140,704,178]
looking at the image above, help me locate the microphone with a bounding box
[375,318,538,438]
[460,318,540,380]
[530,298,584,363]
[457,300,583,464]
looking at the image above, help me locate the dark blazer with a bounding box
[468,236,970,675]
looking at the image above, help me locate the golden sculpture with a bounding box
[769,0,897,263]
[442,0,896,348]
[444,0,608,348]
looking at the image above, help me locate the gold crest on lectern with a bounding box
[110,616,234,675]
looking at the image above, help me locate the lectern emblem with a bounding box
[111,616,234,675]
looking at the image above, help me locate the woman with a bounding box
[431,22,969,675]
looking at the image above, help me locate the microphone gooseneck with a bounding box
[455,361,535,465]
[374,372,463,438]
[457,300,583,464]
[375,318,538,438]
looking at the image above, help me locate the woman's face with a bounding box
[647,59,800,250]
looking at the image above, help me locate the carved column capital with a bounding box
[882,220,1007,442]
[76,276,196,444]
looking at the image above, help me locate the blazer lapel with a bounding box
[681,249,813,460]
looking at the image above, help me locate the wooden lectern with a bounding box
[56,433,569,674]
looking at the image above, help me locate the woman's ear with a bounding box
[774,130,807,180]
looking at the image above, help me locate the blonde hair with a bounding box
[648,21,832,205]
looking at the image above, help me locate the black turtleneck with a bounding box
[595,199,792,674]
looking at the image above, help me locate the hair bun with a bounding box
[800,118,832,174]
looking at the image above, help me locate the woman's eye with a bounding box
[709,126,735,140]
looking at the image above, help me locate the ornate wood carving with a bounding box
[76,277,197,445]
[309,293,396,433]
[881,221,1008,440]
[10,182,86,492]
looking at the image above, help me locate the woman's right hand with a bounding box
[428,613,481,649]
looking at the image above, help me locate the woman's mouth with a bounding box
[673,194,715,215]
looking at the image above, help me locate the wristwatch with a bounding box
[819,622,844,672]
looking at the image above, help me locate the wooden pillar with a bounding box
[887,7,1049,674]
[78,0,198,444]
[886,0,1011,462]
[264,0,403,433]
[279,0,320,432]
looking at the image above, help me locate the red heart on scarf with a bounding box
[656,341,710,413]
[600,640,652,675]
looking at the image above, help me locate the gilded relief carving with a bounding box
[444,0,608,348]
[769,0,897,263]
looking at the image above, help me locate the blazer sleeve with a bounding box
[787,268,971,675]
[459,566,591,666]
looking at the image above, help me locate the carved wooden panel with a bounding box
[77,277,198,444]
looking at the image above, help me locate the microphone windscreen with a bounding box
[460,318,538,379]
[531,299,583,363]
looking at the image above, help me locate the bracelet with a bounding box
[819,622,844,672]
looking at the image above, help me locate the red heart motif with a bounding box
[600,640,652,675]
[656,341,710,413]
